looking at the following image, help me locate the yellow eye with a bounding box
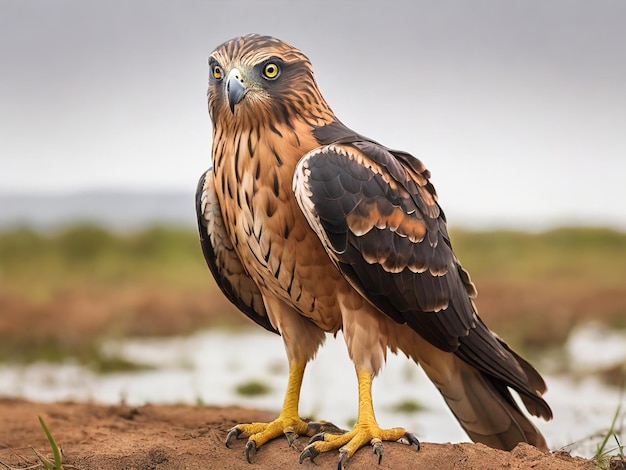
[212,64,223,80]
[263,62,280,79]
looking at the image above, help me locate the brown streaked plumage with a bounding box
[196,33,552,467]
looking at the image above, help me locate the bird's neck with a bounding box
[212,112,331,179]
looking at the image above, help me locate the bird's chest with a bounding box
[213,133,344,330]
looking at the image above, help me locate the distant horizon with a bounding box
[1,190,624,233]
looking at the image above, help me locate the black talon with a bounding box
[372,441,384,464]
[299,444,320,464]
[308,432,326,444]
[285,430,298,447]
[225,427,243,448]
[337,450,349,470]
[397,432,421,452]
[245,440,256,463]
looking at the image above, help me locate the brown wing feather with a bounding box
[196,169,278,334]
[293,135,551,421]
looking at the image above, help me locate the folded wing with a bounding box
[196,169,278,334]
[293,132,551,424]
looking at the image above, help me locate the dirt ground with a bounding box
[0,398,595,470]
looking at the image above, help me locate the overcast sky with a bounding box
[1,1,625,229]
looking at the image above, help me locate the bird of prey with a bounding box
[196,34,552,467]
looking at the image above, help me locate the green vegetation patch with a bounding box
[36,415,64,470]
[387,398,426,414]
[0,224,210,294]
[593,404,624,469]
[450,226,626,284]
[0,336,152,374]
[1,224,625,364]
[235,379,272,397]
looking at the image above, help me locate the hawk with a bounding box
[196,34,552,467]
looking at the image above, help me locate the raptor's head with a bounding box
[207,34,332,127]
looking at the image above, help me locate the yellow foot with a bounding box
[299,423,420,469]
[225,417,345,463]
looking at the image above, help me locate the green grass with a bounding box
[36,416,63,470]
[2,224,624,296]
[387,398,426,414]
[593,404,625,469]
[450,226,626,285]
[235,379,272,397]
[0,224,208,295]
[2,224,624,293]
[0,337,151,374]
[0,416,66,470]
[0,224,625,365]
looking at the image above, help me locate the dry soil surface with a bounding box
[0,398,594,470]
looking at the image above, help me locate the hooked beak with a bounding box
[227,68,246,113]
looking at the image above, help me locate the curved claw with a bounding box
[337,450,349,470]
[372,438,383,464]
[299,443,320,464]
[225,427,243,448]
[285,430,298,447]
[245,440,256,463]
[397,431,421,451]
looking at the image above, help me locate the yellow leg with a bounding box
[226,360,341,462]
[300,369,420,467]
[249,360,309,443]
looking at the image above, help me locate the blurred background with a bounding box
[1,0,625,460]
